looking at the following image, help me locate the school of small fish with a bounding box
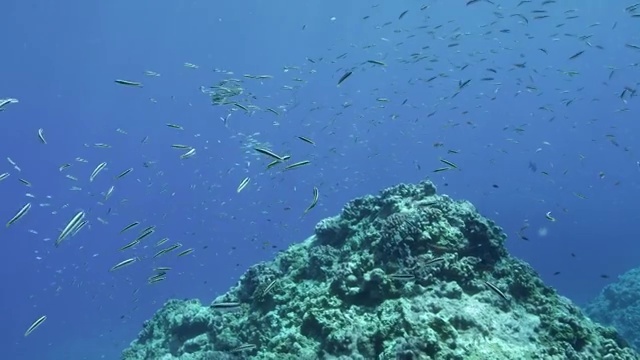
[3,0,639,344]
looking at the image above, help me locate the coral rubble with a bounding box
[122,180,637,360]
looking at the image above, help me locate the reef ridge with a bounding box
[122,180,637,360]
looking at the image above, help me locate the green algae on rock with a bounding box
[122,180,638,360]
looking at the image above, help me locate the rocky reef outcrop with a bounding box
[584,267,640,353]
[122,180,637,360]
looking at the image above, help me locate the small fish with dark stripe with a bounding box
[439,158,458,169]
[114,79,142,87]
[230,344,256,353]
[115,168,133,179]
[210,301,242,310]
[366,60,387,66]
[6,202,31,227]
[254,147,285,160]
[485,281,509,302]
[56,211,85,247]
[389,273,415,281]
[296,136,315,145]
[261,279,278,297]
[337,71,353,86]
[568,50,585,60]
[284,160,311,171]
[109,257,140,271]
[304,187,319,214]
[24,315,47,336]
[119,221,139,234]
[237,177,250,193]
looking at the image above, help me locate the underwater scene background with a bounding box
[1,0,639,359]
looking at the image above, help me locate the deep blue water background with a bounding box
[1,1,639,359]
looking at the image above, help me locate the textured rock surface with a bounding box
[122,180,638,360]
[584,268,640,353]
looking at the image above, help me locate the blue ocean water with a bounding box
[1,0,639,358]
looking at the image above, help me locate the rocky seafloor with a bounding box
[121,180,638,360]
[584,267,640,353]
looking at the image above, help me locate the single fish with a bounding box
[24,315,47,337]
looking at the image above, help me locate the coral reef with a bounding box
[584,267,640,353]
[122,180,638,360]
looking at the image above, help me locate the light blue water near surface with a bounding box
[1,1,639,359]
